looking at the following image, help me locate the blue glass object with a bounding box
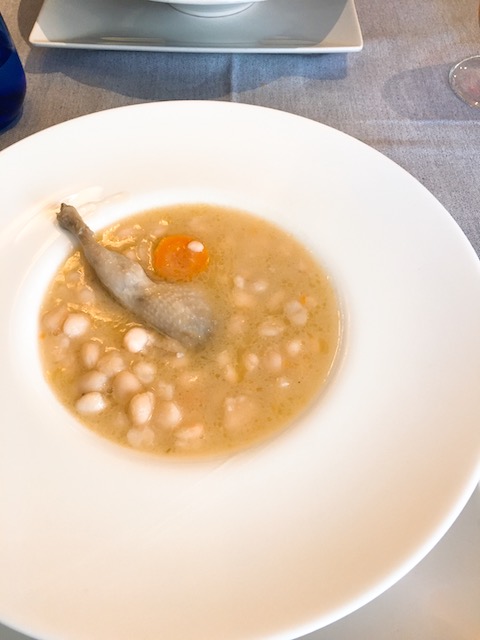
[0,12,26,132]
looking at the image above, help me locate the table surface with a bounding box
[1,0,479,638]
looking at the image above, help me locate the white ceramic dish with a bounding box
[29,0,362,53]
[148,0,266,18]
[0,101,479,640]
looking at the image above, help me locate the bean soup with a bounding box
[39,204,341,457]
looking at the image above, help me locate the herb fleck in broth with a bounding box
[39,204,341,457]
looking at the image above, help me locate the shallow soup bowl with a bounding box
[0,101,479,640]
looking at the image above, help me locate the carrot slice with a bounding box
[153,235,209,281]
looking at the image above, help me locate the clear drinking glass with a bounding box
[0,12,27,132]
[448,4,480,107]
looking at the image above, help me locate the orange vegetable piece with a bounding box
[153,235,209,281]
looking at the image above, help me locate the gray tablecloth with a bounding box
[0,0,479,638]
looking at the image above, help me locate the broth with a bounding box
[39,203,341,457]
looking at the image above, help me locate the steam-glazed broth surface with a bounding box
[39,204,341,457]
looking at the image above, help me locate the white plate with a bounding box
[0,101,479,640]
[29,0,362,53]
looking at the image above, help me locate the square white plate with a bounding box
[29,0,362,54]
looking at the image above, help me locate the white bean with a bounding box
[124,326,150,353]
[111,408,130,430]
[216,350,238,382]
[227,314,247,335]
[80,341,101,369]
[233,275,246,289]
[156,381,175,400]
[129,392,154,426]
[304,295,318,309]
[77,287,96,305]
[41,306,68,334]
[224,364,238,384]
[75,392,106,414]
[284,300,308,326]
[133,361,157,384]
[127,426,155,449]
[216,350,232,367]
[63,313,91,338]
[263,349,283,373]
[78,370,108,394]
[285,339,302,357]
[115,225,138,240]
[266,290,286,312]
[224,395,257,435]
[232,289,255,309]
[258,317,285,337]
[243,352,259,372]
[64,269,81,285]
[252,279,268,293]
[113,370,143,404]
[174,423,205,450]
[47,334,71,363]
[155,401,182,430]
[97,352,126,377]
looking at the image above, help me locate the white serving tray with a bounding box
[29,0,362,54]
